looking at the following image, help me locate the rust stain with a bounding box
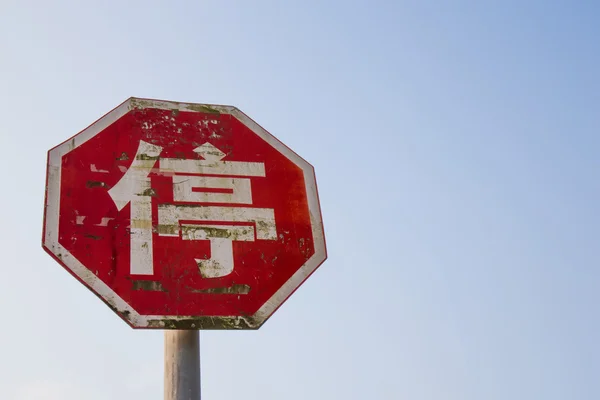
[130,219,153,229]
[184,104,221,114]
[135,153,160,161]
[189,284,251,295]
[86,181,108,188]
[141,188,157,197]
[146,315,259,330]
[132,280,168,292]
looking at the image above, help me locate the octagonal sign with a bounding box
[42,97,327,329]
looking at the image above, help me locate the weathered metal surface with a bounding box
[164,331,200,400]
[42,97,327,329]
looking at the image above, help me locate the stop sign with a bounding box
[42,97,327,329]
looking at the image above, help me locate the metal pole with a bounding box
[165,330,201,400]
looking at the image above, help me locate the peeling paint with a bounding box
[184,104,221,114]
[147,315,258,330]
[90,164,109,173]
[86,181,107,188]
[141,188,157,197]
[190,284,251,294]
[132,280,167,292]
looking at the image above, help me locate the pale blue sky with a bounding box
[1,1,599,399]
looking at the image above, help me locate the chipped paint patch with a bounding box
[90,164,109,173]
[86,181,108,188]
[132,280,168,292]
[147,315,259,330]
[184,104,220,114]
[190,284,251,294]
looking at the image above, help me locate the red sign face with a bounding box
[42,98,327,329]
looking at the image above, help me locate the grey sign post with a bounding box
[165,331,201,400]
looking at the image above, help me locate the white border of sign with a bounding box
[42,97,327,329]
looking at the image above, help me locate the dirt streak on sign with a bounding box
[42,97,327,329]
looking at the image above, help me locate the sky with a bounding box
[0,1,599,399]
